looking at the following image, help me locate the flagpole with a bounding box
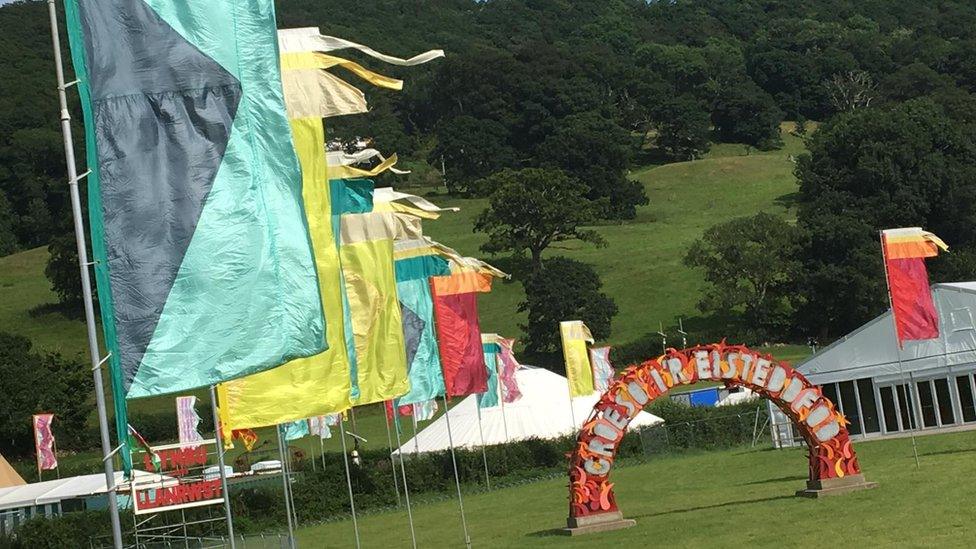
[441,394,472,549]
[276,426,297,549]
[412,413,420,455]
[46,3,124,547]
[475,405,491,490]
[319,432,327,471]
[384,402,402,508]
[338,414,362,549]
[496,355,510,443]
[879,231,921,469]
[53,435,60,480]
[209,386,237,549]
[391,414,418,549]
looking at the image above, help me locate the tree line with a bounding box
[4,0,976,346]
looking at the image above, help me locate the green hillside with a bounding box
[0,125,807,365]
[424,124,806,348]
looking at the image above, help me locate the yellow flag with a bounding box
[561,320,595,397]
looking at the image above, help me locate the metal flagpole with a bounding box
[391,415,418,549]
[208,386,236,549]
[442,395,472,549]
[383,402,402,507]
[320,434,327,470]
[276,426,297,549]
[46,3,124,547]
[496,356,510,443]
[475,405,491,490]
[412,413,420,455]
[337,414,362,549]
[879,231,921,469]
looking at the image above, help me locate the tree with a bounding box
[826,70,878,112]
[45,233,91,313]
[796,98,976,336]
[474,168,605,271]
[0,192,16,256]
[519,257,617,353]
[711,79,783,149]
[536,113,648,219]
[431,115,518,195]
[652,95,711,160]
[0,332,93,455]
[684,213,803,337]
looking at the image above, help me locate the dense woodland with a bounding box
[3,0,976,344]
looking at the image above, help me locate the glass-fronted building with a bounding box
[794,282,976,439]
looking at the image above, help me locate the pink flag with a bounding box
[498,338,523,403]
[32,414,57,472]
[589,347,615,392]
[176,396,204,447]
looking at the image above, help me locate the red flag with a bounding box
[32,414,57,472]
[430,274,489,397]
[882,228,948,346]
[232,429,259,452]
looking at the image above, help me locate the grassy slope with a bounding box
[0,246,91,357]
[298,429,976,547]
[424,123,808,358]
[0,126,807,359]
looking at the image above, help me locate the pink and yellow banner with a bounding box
[32,414,57,472]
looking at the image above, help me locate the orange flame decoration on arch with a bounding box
[567,342,861,518]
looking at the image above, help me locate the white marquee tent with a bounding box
[395,366,663,455]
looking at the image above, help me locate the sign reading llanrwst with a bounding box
[133,478,224,514]
[569,343,861,519]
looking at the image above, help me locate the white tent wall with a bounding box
[395,366,663,455]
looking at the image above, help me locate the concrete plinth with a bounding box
[561,511,637,536]
[795,474,878,498]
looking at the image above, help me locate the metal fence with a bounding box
[634,407,771,456]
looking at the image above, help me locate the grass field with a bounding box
[295,429,976,547]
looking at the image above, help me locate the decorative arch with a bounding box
[567,342,873,525]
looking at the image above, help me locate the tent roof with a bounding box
[0,455,25,489]
[796,283,976,385]
[0,470,162,511]
[395,366,663,455]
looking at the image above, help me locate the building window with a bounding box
[933,378,956,426]
[896,384,917,430]
[917,381,938,428]
[956,375,976,423]
[880,386,899,432]
[857,379,881,433]
[838,381,861,435]
[821,382,839,407]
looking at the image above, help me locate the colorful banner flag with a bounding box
[881,228,949,345]
[413,400,439,422]
[478,339,502,409]
[32,414,57,473]
[232,429,259,452]
[283,420,310,441]
[308,416,333,440]
[589,347,615,392]
[340,209,409,405]
[395,249,452,406]
[431,272,495,397]
[561,321,596,397]
[176,396,204,448]
[64,0,328,471]
[497,338,523,403]
[128,424,160,472]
